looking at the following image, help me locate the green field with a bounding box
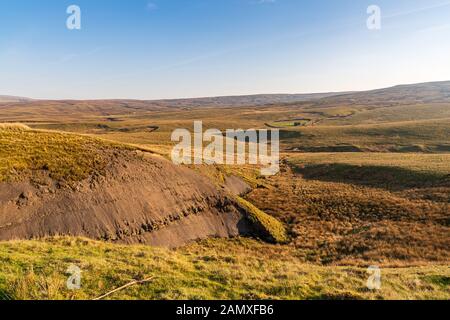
[0,237,448,300]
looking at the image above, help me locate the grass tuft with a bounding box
[236,197,289,244]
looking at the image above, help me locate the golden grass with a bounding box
[287,152,450,189]
[0,123,30,130]
[0,237,448,300]
[288,152,450,174]
[3,100,448,154]
[241,155,450,265]
[1,94,449,301]
[0,126,134,182]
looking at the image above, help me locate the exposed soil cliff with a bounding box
[0,143,255,247]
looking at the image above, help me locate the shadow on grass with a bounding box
[308,292,364,300]
[292,163,448,190]
[423,275,450,289]
[279,130,304,140]
[0,288,14,300]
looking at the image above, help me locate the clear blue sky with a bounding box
[1,0,449,99]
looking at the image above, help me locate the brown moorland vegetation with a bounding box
[0,81,449,299]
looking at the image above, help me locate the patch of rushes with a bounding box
[236,197,288,244]
[0,126,134,183]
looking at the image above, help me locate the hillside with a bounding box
[1,81,448,155]
[243,154,450,265]
[0,81,449,301]
[0,93,348,123]
[0,95,30,103]
[1,81,448,119]
[0,125,285,246]
[152,92,353,108]
[310,81,450,107]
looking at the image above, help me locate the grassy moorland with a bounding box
[243,154,450,266]
[2,82,449,154]
[288,152,450,189]
[0,82,449,300]
[0,124,136,183]
[280,119,450,153]
[0,237,448,300]
[19,112,450,154]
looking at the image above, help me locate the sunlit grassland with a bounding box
[10,101,449,153]
[280,119,450,152]
[1,92,449,300]
[240,152,450,266]
[0,126,134,182]
[285,152,450,191]
[321,104,450,125]
[0,237,448,300]
[287,152,450,178]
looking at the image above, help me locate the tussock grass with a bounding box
[236,197,288,244]
[243,154,450,265]
[0,237,448,300]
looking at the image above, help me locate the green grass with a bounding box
[0,237,448,300]
[0,126,134,182]
[236,197,288,244]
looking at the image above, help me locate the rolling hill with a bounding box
[0,95,30,103]
[0,125,286,246]
[0,80,449,300]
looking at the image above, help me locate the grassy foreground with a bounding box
[0,237,448,300]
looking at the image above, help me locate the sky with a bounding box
[0,0,450,100]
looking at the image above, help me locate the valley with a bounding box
[0,81,449,300]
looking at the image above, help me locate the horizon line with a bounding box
[2,79,449,102]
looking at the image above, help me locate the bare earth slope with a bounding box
[0,127,254,247]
